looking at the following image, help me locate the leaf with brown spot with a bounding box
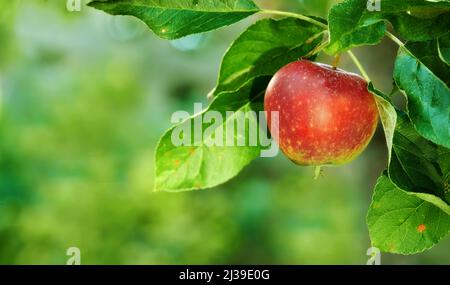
[367,175,450,254]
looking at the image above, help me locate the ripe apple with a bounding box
[264,60,379,166]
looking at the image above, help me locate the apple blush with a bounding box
[264,60,379,166]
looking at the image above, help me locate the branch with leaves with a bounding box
[88,0,450,255]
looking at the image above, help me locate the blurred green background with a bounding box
[1,0,449,265]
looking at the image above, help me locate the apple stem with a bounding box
[332,54,342,69]
[314,166,322,180]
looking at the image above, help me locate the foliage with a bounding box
[88,0,260,39]
[326,0,450,54]
[42,0,450,256]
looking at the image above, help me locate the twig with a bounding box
[260,10,328,29]
[347,50,370,82]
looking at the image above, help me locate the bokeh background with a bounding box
[1,0,449,264]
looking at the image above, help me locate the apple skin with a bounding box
[264,60,379,166]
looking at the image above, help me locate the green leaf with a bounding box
[369,84,397,161]
[376,1,450,42]
[367,174,450,254]
[389,114,450,204]
[212,17,324,97]
[438,146,450,175]
[326,0,386,54]
[393,44,450,150]
[326,0,450,54]
[387,11,450,42]
[410,191,450,217]
[370,109,450,255]
[154,77,270,192]
[88,0,260,40]
[405,39,450,86]
[438,32,450,66]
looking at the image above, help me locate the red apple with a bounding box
[264,60,379,166]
